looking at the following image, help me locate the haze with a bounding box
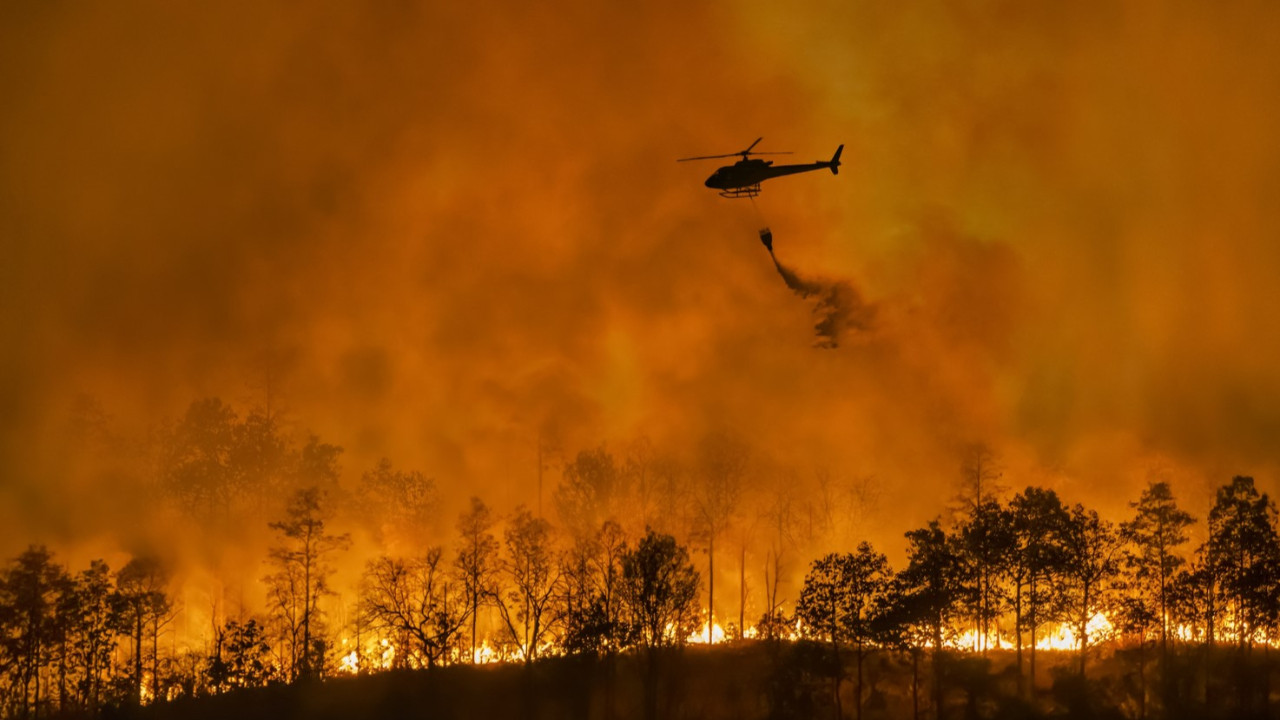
[2,1,1279,569]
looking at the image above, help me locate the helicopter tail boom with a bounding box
[829,145,843,175]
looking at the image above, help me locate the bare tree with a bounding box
[692,432,748,642]
[360,549,466,668]
[264,487,350,681]
[453,497,498,663]
[115,556,171,705]
[492,507,559,662]
[557,521,627,656]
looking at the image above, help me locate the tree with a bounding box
[691,432,748,643]
[160,398,242,521]
[1061,504,1121,677]
[207,618,274,692]
[492,507,558,662]
[896,521,968,720]
[557,521,627,656]
[360,549,466,668]
[0,546,71,718]
[555,446,622,541]
[796,543,892,720]
[291,435,343,494]
[956,499,1013,655]
[619,530,701,649]
[63,560,118,713]
[797,553,850,720]
[1009,486,1069,696]
[114,556,171,705]
[264,487,350,682]
[228,407,289,505]
[355,458,439,550]
[1120,480,1195,662]
[1205,476,1280,649]
[620,530,701,720]
[453,496,498,664]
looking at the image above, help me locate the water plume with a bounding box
[760,228,874,349]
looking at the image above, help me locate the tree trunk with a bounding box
[932,619,944,720]
[644,649,659,720]
[708,533,715,644]
[134,613,144,704]
[1014,579,1024,699]
[832,622,843,720]
[855,641,864,720]
[1028,576,1037,699]
[912,648,920,720]
[1079,582,1089,678]
[1137,638,1146,720]
[739,544,746,639]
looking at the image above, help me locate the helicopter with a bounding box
[678,138,843,198]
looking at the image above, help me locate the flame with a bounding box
[339,649,360,674]
[336,635,398,674]
[687,621,727,645]
[1033,613,1115,651]
[473,641,500,664]
[948,629,1011,651]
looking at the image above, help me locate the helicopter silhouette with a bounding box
[678,138,843,198]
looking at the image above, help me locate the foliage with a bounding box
[619,530,701,649]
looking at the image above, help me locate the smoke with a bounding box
[1,0,1280,610]
[763,232,874,349]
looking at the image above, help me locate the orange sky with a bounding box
[3,1,1280,562]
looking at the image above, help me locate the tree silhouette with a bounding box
[691,432,748,643]
[1061,504,1120,677]
[160,398,240,521]
[0,547,71,718]
[207,618,273,691]
[62,560,117,713]
[1205,476,1280,649]
[355,458,439,550]
[555,446,621,541]
[360,549,465,668]
[1120,480,1195,664]
[619,530,700,720]
[557,521,626,656]
[453,497,499,663]
[1009,486,1069,697]
[619,530,700,650]
[492,507,558,663]
[114,556,170,705]
[264,487,349,681]
[896,521,967,720]
[956,498,1013,656]
[796,543,892,720]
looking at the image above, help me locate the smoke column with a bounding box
[761,230,874,348]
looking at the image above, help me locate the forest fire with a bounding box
[4,2,1280,719]
[4,430,1280,719]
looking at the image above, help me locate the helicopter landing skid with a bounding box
[719,184,761,199]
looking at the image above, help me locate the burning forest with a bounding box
[5,2,1280,720]
[2,403,1280,719]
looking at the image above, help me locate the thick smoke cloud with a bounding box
[1,0,1279,578]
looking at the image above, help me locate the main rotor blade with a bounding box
[744,137,763,153]
[676,153,740,162]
